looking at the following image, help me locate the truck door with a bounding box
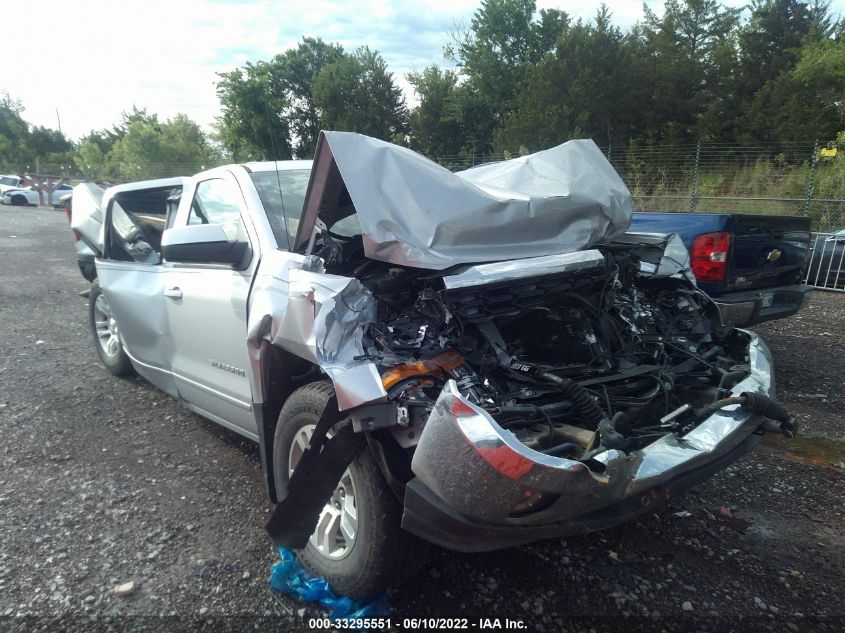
[96,186,178,396]
[163,173,258,437]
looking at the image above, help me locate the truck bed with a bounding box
[630,211,811,325]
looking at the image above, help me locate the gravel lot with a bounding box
[1,207,843,632]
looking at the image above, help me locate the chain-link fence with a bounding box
[437,140,845,230]
[606,141,844,231]
[3,140,844,229]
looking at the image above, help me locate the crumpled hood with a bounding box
[296,131,633,270]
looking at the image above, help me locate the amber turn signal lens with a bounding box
[381,349,466,389]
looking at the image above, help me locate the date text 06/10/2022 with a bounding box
[308,617,528,630]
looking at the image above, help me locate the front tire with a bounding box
[273,381,425,600]
[11,194,27,206]
[89,280,134,377]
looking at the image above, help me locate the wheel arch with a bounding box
[255,341,410,504]
[256,341,324,502]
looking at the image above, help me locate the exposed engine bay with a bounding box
[263,132,795,561]
[315,229,758,463]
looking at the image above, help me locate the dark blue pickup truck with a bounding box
[630,212,811,326]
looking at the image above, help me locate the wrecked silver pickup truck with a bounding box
[77,132,795,600]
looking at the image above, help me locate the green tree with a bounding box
[106,112,214,180]
[71,109,160,178]
[107,119,166,179]
[27,126,73,158]
[736,1,841,145]
[737,0,814,100]
[792,39,845,131]
[495,6,635,152]
[216,38,345,159]
[638,0,741,143]
[445,0,569,152]
[216,60,292,161]
[407,65,464,159]
[78,130,115,156]
[807,0,838,40]
[312,46,407,141]
[694,31,743,142]
[276,37,346,156]
[161,114,216,167]
[0,91,30,165]
[74,138,107,178]
[0,92,77,172]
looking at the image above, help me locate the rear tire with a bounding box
[272,381,426,600]
[89,280,134,377]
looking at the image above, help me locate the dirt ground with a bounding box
[1,208,843,632]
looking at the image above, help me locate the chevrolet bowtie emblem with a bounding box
[766,249,782,263]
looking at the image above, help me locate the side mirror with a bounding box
[161,224,249,268]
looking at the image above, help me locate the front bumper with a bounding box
[402,330,774,552]
[403,433,761,552]
[715,283,810,326]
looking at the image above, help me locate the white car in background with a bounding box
[0,174,25,194]
[1,184,72,206]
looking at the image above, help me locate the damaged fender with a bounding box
[246,250,387,505]
[246,251,387,413]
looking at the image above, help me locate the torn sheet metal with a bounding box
[70,183,105,255]
[612,231,696,283]
[410,330,772,524]
[247,251,387,411]
[442,250,605,290]
[656,233,694,279]
[296,131,633,270]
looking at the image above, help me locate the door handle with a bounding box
[164,286,183,299]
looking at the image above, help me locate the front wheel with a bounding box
[89,281,134,376]
[273,381,426,600]
[11,194,28,206]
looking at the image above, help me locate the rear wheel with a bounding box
[272,381,426,600]
[89,280,134,376]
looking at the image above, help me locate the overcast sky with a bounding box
[3,0,843,140]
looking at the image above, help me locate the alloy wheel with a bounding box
[288,424,358,559]
[93,293,121,359]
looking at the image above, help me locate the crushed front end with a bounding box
[268,133,794,553]
[323,235,792,551]
[401,331,775,551]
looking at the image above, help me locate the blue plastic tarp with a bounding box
[269,547,388,619]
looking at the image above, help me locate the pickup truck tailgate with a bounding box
[727,214,810,292]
